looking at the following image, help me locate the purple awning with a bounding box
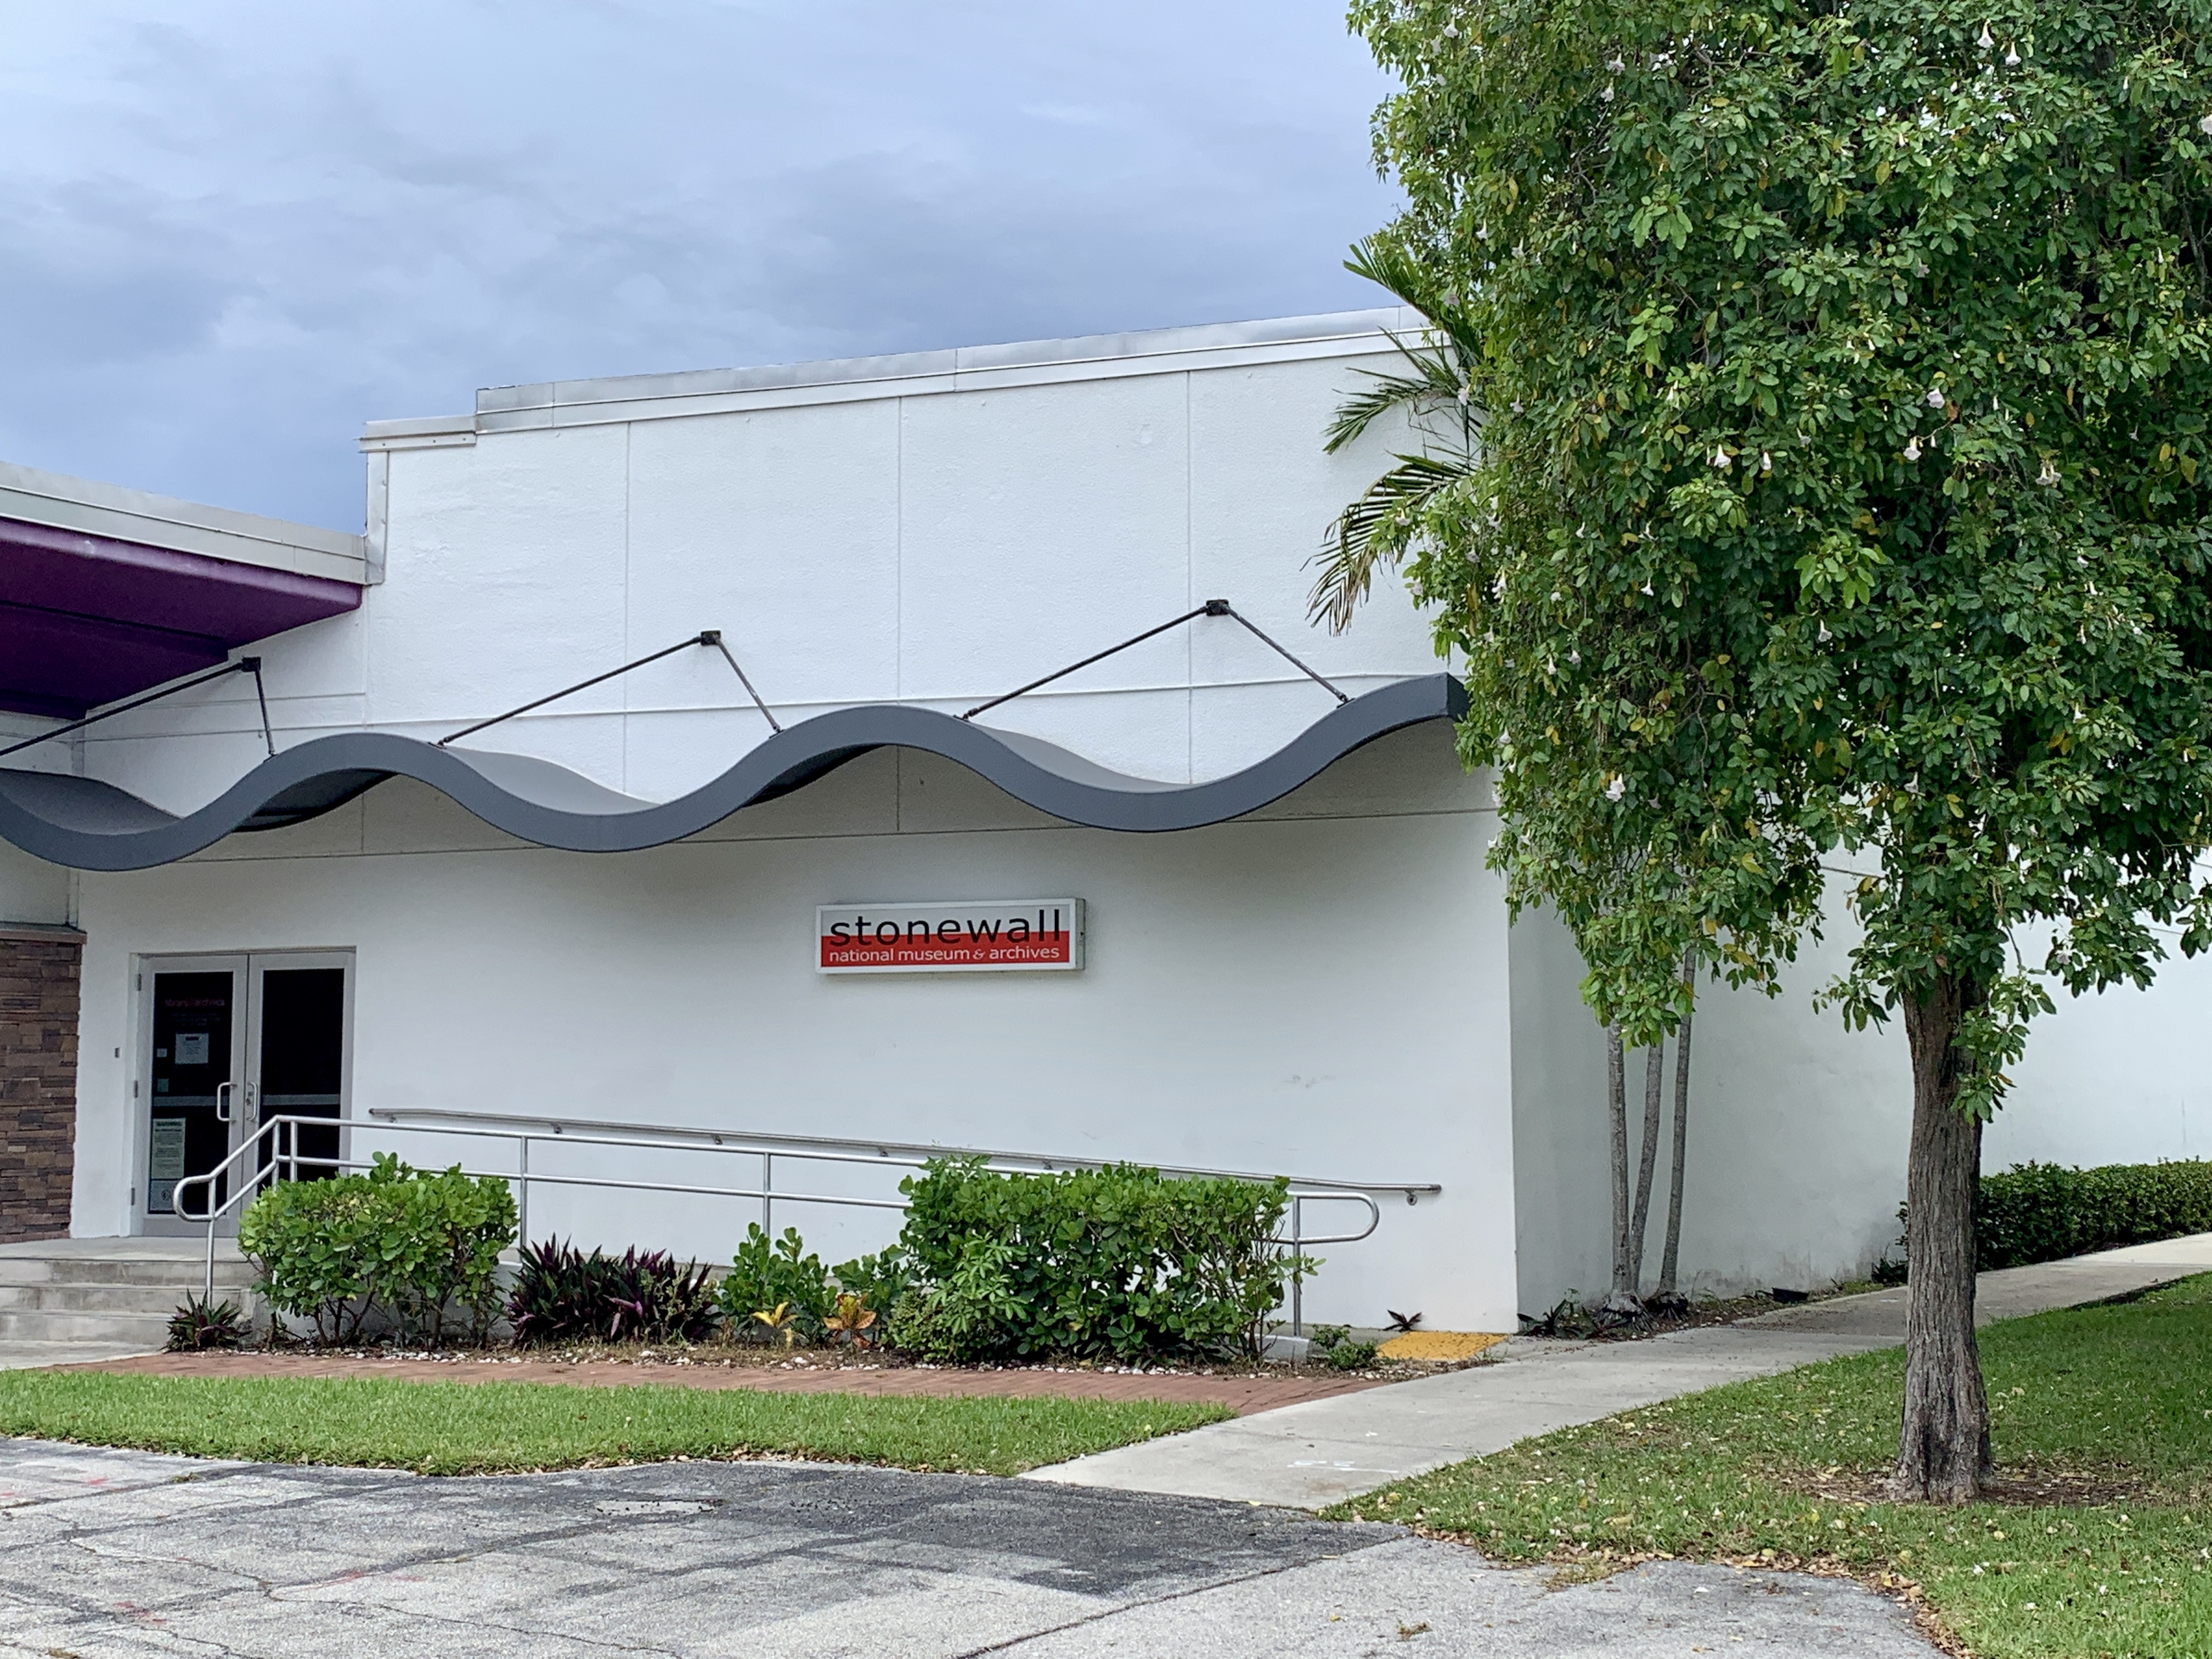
[0,518,362,719]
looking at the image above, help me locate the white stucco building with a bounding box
[0,310,2198,1334]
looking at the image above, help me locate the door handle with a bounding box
[215,1082,234,1124]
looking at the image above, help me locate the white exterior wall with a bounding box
[1994,943,2212,1168]
[72,728,1521,1331]
[60,313,1527,1331]
[76,314,1444,811]
[0,718,74,928]
[1509,885,2209,1316]
[1510,896,1912,1318]
[0,839,70,930]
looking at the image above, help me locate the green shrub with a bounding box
[506,1238,720,1346]
[1976,1159,2212,1271]
[884,1237,1026,1363]
[896,1158,1315,1362]
[1302,1323,1378,1369]
[237,1154,516,1345]
[830,1246,913,1319]
[717,1224,836,1339]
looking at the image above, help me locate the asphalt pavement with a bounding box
[0,1439,1939,1657]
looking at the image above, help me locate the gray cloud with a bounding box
[0,1,1397,528]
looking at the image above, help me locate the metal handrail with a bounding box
[178,1109,1422,1333]
[366,1105,1440,1200]
[358,1116,1390,1254]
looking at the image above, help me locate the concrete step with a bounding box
[0,1283,255,1317]
[0,1257,255,1290]
[0,1242,262,1348]
[0,1309,178,1345]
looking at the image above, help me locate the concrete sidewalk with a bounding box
[0,1339,166,1372]
[1027,1232,2212,1509]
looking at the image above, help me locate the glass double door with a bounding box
[141,952,351,1236]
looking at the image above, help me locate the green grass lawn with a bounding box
[0,1371,1228,1477]
[1329,1274,2212,1658]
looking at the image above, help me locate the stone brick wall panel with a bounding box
[0,932,81,1243]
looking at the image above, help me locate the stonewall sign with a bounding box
[816,899,1085,974]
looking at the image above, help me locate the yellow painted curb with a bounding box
[1375,1330,1511,1362]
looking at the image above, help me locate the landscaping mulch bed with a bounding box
[1521,1290,1804,1341]
[75,1348,1392,1415]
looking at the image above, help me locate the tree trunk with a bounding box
[1604,1024,1639,1311]
[1894,972,1993,1502]
[1627,1041,1666,1291]
[1656,951,1695,1300]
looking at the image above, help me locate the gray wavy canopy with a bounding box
[0,675,1464,871]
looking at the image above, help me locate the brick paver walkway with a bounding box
[75,1351,1386,1414]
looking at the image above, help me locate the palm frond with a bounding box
[1316,234,1486,632]
[1324,358,1466,452]
[1345,235,1485,379]
[1308,452,1474,633]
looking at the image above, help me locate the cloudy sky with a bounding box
[0,2,1400,530]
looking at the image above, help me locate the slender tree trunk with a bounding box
[1894,972,1993,1502]
[1604,1024,1639,1311]
[1627,1041,1666,1291]
[1656,950,1696,1301]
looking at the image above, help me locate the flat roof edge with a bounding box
[360,308,1421,442]
[0,460,367,582]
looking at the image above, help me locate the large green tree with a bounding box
[1341,0,2212,1498]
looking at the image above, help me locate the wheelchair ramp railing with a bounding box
[177,1106,1441,1335]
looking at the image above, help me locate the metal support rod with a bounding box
[1291,1195,1304,1338]
[961,599,1348,721]
[762,1152,774,1237]
[0,658,261,761]
[437,634,719,747]
[963,606,1212,720]
[704,631,783,731]
[517,1135,530,1249]
[1214,603,1350,704]
[247,658,276,756]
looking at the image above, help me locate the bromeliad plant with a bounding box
[506,1238,720,1346]
[165,1293,248,1352]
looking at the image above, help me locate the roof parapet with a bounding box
[357,307,1420,444]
